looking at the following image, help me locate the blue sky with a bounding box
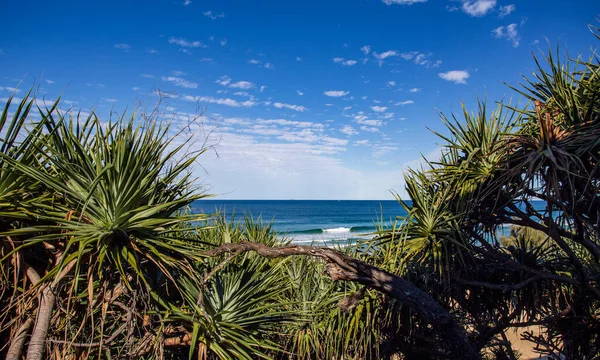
[1,0,599,199]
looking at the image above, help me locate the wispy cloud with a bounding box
[354,115,383,127]
[273,102,308,112]
[361,45,371,55]
[373,50,398,61]
[387,81,396,87]
[0,86,21,93]
[395,100,414,106]
[297,90,304,96]
[333,57,358,66]
[371,106,388,112]
[340,125,358,136]
[183,95,256,108]
[461,0,496,17]
[247,59,274,69]
[183,0,191,6]
[229,81,255,89]
[324,90,350,97]
[168,37,207,48]
[439,70,470,84]
[492,23,520,47]
[498,4,515,18]
[382,0,427,5]
[296,56,303,61]
[161,76,199,88]
[147,48,159,54]
[203,10,225,19]
[216,76,256,90]
[114,43,131,51]
[409,87,421,93]
[45,79,55,84]
[140,74,154,78]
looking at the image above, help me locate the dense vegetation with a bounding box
[1,24,599,360]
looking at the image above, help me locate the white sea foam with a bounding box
[322,227,351,233]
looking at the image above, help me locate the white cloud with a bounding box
[324,90,350,97]
[492,23,520,47]
[102,98,118,103]
[273,102,308,112]
[409,87,421,93]
[461,0,496,17]
[371,106,388,112]
[114,44,131,51]
[297,90,304,96]
[373,50,398,60]
[260,86,267,92]
[395,100,414,106]
[45,79,55,84]
[220,39,227,46]
[131,87,140,91]
[296,56,303,61]
[360,45,371,55]
[147,49,159,54]
[183,0,191,6]
[199,57,213,62]
[264,62,274,69]
[498,4,515,18]
[216,76,231,86]
[355,115,383,126]
[354,140,370,146]
[229,81,255,89]
[0,86,21,93]
[439,70,470,84]
[168,37,207,48]
[183,95,256,108]
[413,53,442,68]
[248,59,261,65]
[387,81,396,87]
[360,126,380,133]
[203,10,225,19]
[333,57,358,66]
[140,74,154,78]
[341,125,358,136]
[161,76,199,88]
[382,0,427,4]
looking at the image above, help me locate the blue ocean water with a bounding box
[191,200,406,245]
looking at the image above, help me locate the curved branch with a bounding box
[202,242,481,360]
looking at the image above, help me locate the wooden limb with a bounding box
[201,242,481,360]
[338,287,367,312]
[6,317,35,360]
[26,258,77,360]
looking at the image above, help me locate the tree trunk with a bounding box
[6,317,34,360]
[202,242,481,360]
[26,258,76,360]
[26,285,56,360]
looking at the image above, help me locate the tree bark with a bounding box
[6,317,34,360]
[26,258,76,360]
[202,242,481,360]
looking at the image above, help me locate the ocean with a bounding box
[191,199,405,246]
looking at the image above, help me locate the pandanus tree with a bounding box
[370,24,600,359]
[0,98,294,359]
